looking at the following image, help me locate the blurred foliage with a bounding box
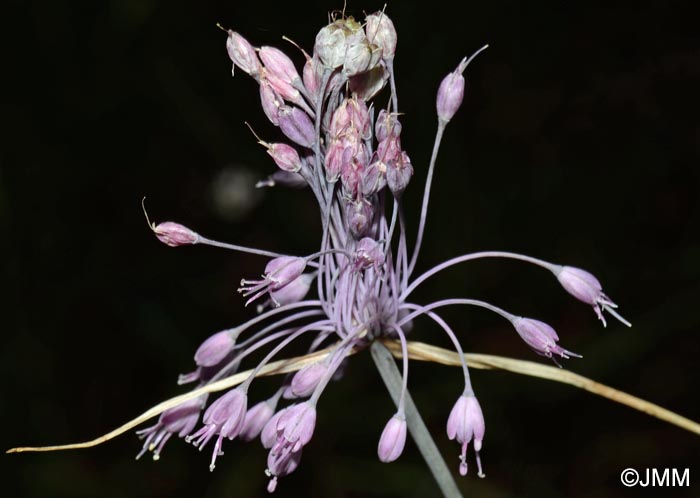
[3,1,699,497]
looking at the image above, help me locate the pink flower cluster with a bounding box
[140,8,630,493]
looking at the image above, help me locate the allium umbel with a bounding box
[139,8,631,493]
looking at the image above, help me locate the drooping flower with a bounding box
[447,394,485,477]
[377,413,407,463]
[554,265,631,327]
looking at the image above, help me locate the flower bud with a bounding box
[259,46,301,86]
[260,79,282,125]
[194,330,236,367]
[266,143,301,172]
[303,56,322,97]
[152,221,199,247]
[365,12,398,59]
[278,106,315,148]
[226,31,261,77]
[290,362,327,397]
[436,58,467,123]
[264,70,303,106]
[377,413,407,462]
[436,46,488,124]
[239,399,276,441]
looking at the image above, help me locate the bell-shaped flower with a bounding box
[377,413,407,463]
[238,256,307,306]
[555,266,631,327]
[136,394,207,460]
[512,317,581,363]
[447,394,485,478]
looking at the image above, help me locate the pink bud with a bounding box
[264,71,301,104]
[278,106,315,148]
[226,31,261,77]
[239,399,276,441]
[436,46,488,123]
[260,79,282,125]
[365,12,398,59]
[436,59,466,123]
[303,56,321,97]
[259,46,301,86]
[447,394,485,478]
[194,330,236,367]
[377,413,407,463]
[290,362,327,397]
[266,143,301,172]
[512,317,581,360]
[152,221,199,247]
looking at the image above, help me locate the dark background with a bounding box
[3,1,699,497]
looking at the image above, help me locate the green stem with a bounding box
[370,341,463,498]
